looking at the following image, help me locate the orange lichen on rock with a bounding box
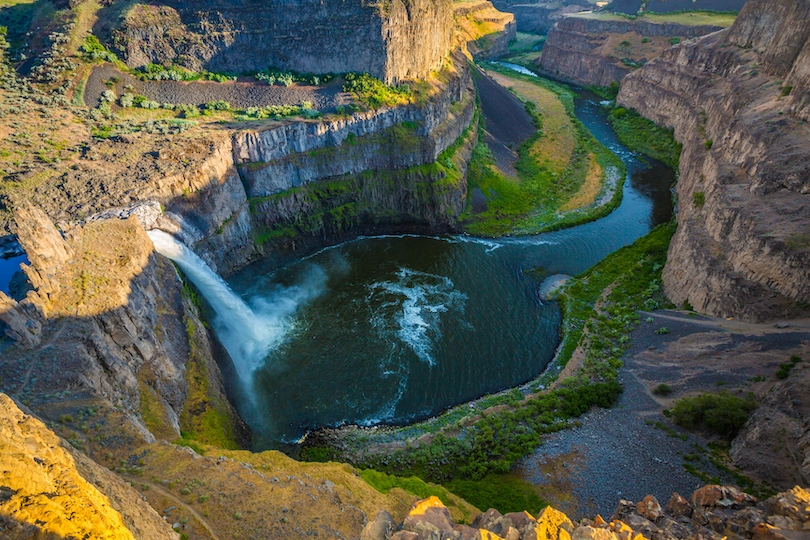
[410,495,447,516]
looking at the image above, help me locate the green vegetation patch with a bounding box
[670,391,757,439]
[463,64,626,236]
[344,72,413,109]
[607,107,681,170]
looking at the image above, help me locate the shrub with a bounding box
[205,100,230,111]
[611,107,627,119]
[693,192,705,208]
[776,355,802,378]
[82,36,118,62]
[655,327,669,334]
[780,86,793,97]
[652,383,672,396]
[642,37,650,44]
[119,93,134,108]
[101,89,116,103]
[670,37,681,45]
[344,73,412,109]
[704,139,713,150]
[620,40,631,47]
[670,391,757,438]
[176,104,200,118]
[140,100,160,109]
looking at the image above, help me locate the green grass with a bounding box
[447,474,547,516]
[607,107,681,171]
[462,64,626,236]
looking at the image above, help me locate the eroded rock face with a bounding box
[617,0,810,322]
[454,1,517,60]
[539,16,726,86]
[0,205,248,449]
[111,0,452,84]
[491,0,591,35]
[0,394,177,539]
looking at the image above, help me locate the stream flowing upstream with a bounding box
[150,79,674,449]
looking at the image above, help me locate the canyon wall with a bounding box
[0,394,178,539]
[0,202,249,451]
[617,0,810,321]
[453,1,517,60]
[539,15,726,86]
[160,52,476,276]
[491,0,591,35]
[111,0,452,84]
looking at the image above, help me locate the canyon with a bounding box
[0,0,809,537]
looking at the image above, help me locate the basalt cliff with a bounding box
[539,15,729,87]
[108,0,452,84]
[617,0,810,322]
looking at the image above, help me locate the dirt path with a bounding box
[134,480,221,540]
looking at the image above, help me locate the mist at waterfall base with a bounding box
[149,87,674,449]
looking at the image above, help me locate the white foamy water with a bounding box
[147,230,326,386]
[367,268,467,366]
[496,62,539,77]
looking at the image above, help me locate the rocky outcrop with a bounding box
[491,0,591,35]
[0,394,178,539]
[152,52,477,275]
[454,1,517,60]
[617,0,810,321]
[0,204,248,449]
[369,486,810,540]
[111,0,452,84]
[539,15,726,86]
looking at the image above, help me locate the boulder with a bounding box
[637,496,665,523]
[665,494,692,519]
[572,525,619,540]
[504,511,536,534]
[474,509,505,530]
[403,497,454,535]
[362,510,396,540]
[767,487,810,525]
[692,486,725,509]
[526,506,575,540]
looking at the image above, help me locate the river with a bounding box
[151,74,674,449]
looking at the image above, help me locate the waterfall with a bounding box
[147,230,290,386]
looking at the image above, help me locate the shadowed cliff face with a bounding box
[617,0,810,322]
[109,0,452,84]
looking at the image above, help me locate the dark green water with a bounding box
[225,89,675,447]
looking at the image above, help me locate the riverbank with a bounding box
[461,63,625,236]
[300,222,676,512]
